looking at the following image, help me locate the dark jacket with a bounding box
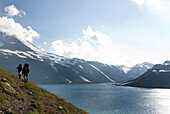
[16,64,23,72]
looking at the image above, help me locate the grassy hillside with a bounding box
[0,68,88,114]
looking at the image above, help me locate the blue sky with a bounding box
[1,0,170,66]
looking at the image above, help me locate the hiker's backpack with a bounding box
[24,64,29,73]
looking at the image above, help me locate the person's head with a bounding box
[19,64,22,67]
[24,63,29,67]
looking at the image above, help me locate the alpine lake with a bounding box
[39,83,170,114]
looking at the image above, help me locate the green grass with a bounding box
[0,107,13,114]
[51,102,68,114]
[31,101,44,114]
[0,94,7,104]
[20,82,58,101]
[48,110,56,114]
[20,82,43,100]
[28,107,39,114]
[0,68,88,114]
[26,112,39,114]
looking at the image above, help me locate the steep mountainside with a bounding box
[0,33,130,84]
[0,67,87,114]
[122,61,170,88]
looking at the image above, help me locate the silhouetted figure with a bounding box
[16,64,23,79]
[22,63,30,82]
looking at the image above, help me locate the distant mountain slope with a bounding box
[122,61,170,88]
[127,62,154,78]
[0,67,87,113]
[0,33,130,84]
[117,62,154,79]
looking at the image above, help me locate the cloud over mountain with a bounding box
[52,26,148,66]
[0,17,39,43]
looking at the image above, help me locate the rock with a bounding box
[1,78,7,82]
[28,91,33,95]
[0,110,3,114]
[19,107,24,110]
[6,109,12,113]
[1,82,17,95]
[18,98,24,102]
[58,107,63,110]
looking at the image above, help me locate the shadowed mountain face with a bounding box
[0,33,133,84]
[122,61,170,88]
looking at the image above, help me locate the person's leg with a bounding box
[24,73,26,81]
[18,72,20,78]
[26,73,28,82]
[18,71,21,79]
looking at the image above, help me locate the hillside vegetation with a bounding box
[0,68,88,114]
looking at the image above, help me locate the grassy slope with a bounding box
[0,68,88,114]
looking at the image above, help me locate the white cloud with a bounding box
[0,16,39,43]
[4,5,19,17]
[131,0,145,6]
[131,0,170,23]
[52,26,167,66]
[43,42,47,45]
[131,0,165,10]
[52,26,113,63]
[4,5,26,17]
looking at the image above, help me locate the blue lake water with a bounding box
[39,84,170,114]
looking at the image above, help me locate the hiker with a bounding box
[22,63,30,82]
[16,64,23,79]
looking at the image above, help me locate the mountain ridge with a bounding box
[121,61,170,88]
[0,33,154,84]
[116,62,154,78]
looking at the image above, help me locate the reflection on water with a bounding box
[40,84,170,114]
[150,89,170,114]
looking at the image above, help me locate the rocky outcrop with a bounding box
[0,81,17,95]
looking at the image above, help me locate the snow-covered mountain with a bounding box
[122,61,170,88]
[117,62,154,79]
[116,65,131,74]
[0,33,132,84]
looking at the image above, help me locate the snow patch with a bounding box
[9,42,16,44]
[144,65,151,69]
[79,65,83,69]
[0,49,27,58]
[59,76,72,84]
[121,67,131,73]
[116,66,131,74]
[64,59,78,66]
[79,76,91,83]
[27,51,43,61]
[65,79,72,84]
[90,64,115,83]
[159,70,170,72]
[152,70,157,72]
[49,62,58,72]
